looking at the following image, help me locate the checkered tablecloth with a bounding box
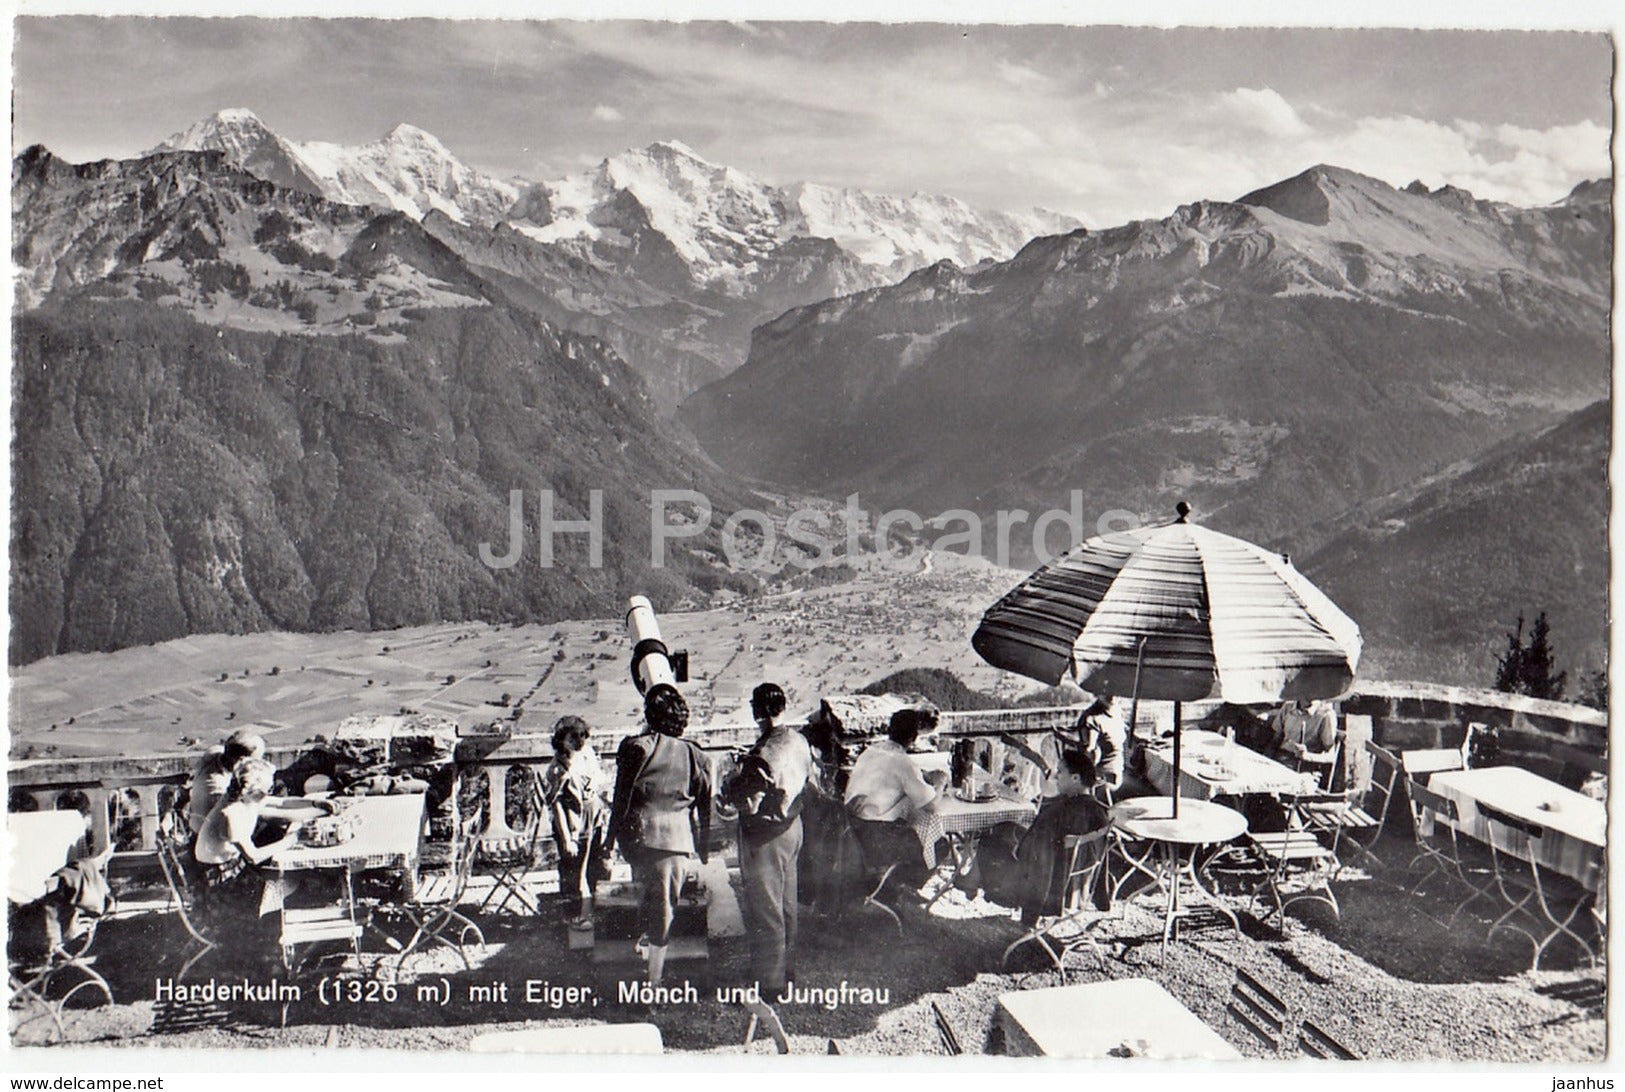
[909,795,1038,868]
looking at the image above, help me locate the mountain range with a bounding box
[683,165,1608,542]
[10,119,1611,688]
[1301,398,1609,687]
[146,109,1077,408]
[9,144,759,664]
[681,164,1610,683]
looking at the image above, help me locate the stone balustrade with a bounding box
[5,684,1606,857]
[1340,681,1607,786]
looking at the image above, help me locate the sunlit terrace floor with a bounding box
[10,830,1605,1059]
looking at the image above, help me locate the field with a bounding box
[9,553,1025,760]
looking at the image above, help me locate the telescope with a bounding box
[625,595,689,695]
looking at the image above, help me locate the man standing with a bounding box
[721,683,816,998]
[1056,693,1126,796]
[607,685,711,990]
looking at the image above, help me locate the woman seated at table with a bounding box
[192,757,316,936]
[980,745,1111,926]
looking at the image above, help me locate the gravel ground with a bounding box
[10,843,1605,1061]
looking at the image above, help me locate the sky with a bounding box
[11,17,1615,227]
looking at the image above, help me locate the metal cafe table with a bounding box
[1109,796,1248,957]
[268,793,428,971]
[1428,766,1604,886]
[1144,730,1317,801]
[1428,766,1605,962]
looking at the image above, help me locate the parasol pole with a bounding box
[1128,636,1147,750]
[1172,700,1182,819]
[1168,501,1191,821]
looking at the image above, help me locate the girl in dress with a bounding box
[191,757,309,943]
[540,716,611,926]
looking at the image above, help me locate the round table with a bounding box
[1109,797,1248,957]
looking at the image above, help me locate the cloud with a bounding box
[1493,120,1611,176]
[1214,87,1310,138]
[995,60,1047,89]
[12,21,1611,228]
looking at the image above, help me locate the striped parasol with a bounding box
[971,503,1361,815]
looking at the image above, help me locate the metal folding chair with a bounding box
[845,808,909,936]
[1402,780,1496,925]
[277,890,364,977]
[148,813,242,1034]
[1001,827,1114,979]
[1305,739,1402,870]
[475,768,557,916]
[154,816,220,982]
[1478,803,1597,971]
[389,815,486,977]
[1248,789,1347,935]
[1294,735,1344,791]
[8,842,115,1044]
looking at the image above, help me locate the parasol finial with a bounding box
[1175,500,1192,523]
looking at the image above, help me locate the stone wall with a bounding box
[1341,681,1607,788]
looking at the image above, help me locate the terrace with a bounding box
[7,682,1607,1058]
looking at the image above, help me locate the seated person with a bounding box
[844,707,945,883]
[1199,702,1273,754]
[192,757,317,936]
[981,745,1111,926]
[1266,699,1338,769]
[999,692,1127,801]
[185,729,266,838]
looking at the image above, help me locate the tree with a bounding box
[1493,611,1568,701]
[1577,668,1608,712]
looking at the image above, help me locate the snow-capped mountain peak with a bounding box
[376,122,452,155]
[149,113,517,225]
[147,112,1082,292]
[529,139,1081,288]
[154,108,326,197]
[157,106,267,146]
